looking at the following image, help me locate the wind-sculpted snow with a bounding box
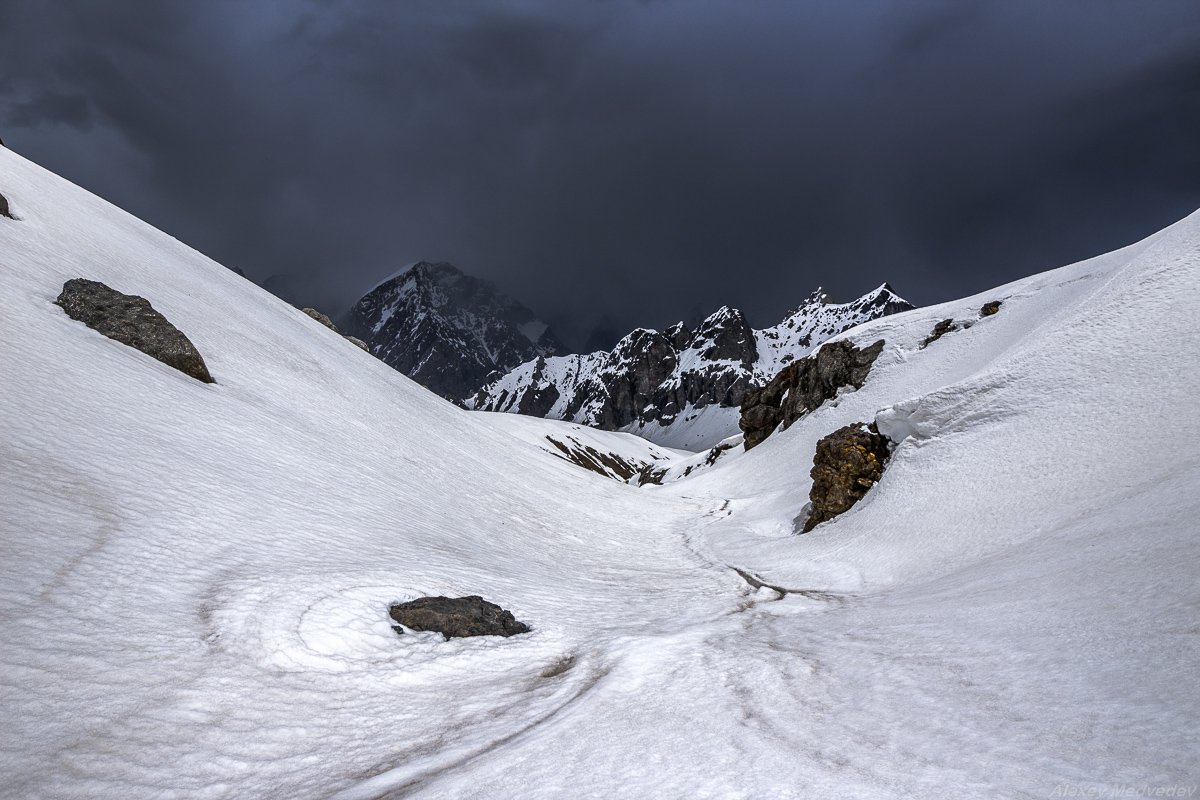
[2,144,1198,798]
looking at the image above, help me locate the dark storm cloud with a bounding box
[2,0,1199,348]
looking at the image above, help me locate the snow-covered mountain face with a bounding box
[469,285,913,449]
[343,261,566,402]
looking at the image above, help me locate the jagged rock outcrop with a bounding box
[921,318,958,348]
[343,262,566,402]
[303,307,369,350]
[55,278,214,383]
[471,285,912,447]
[389,596,530,639]
[921,300,1003,349]
[739,339,885,450]
[0,191,12,219]
[303,307,337,330]
[802,422,891,532]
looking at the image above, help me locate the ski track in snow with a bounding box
[2,147,1199,798]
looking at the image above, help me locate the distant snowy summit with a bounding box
[342,261,567,402]
[468,284,913,449]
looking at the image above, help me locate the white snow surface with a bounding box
[2,147,1199,798]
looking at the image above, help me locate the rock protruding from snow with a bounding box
[389,596,530,639]
[740,339,884,450]
[471,285,912,447]
[0,191,12,219]
[303,307,370,350]
[343,261,566,402]
[55,278,215,383]
[921,318,958,349]
[302,307,338,330]
[980,299,1002,317]
[802,422,890,532]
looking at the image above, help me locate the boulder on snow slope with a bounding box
[802,422,891,532]
[55,278,215,384]
[0,190,12,219]
[303,306,370,350]
[980,300,1002,317]
[389,596,530,639]
[302,307,338,330]
[740,339,884,450]
[921,301,1003,349]
[921,318,958,348]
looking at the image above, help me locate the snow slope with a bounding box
[2,144,1198,798]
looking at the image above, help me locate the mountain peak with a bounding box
[344,262,566,401]
[472,281,913,448]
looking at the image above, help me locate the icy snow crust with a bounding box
[2,146,1198,797]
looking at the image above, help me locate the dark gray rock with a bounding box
[739,339,884,450]
[389,596,530,639]
[55,279,214,383]
[516,357,562,417]
[693,307,757,366]
[802,422,890,532]
[343,262,566,402]
[920,318,958,349]
[663,321,693,350]
[0,191,12,219]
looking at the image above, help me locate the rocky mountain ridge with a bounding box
[468,284,913,448]
[341,261,566,401]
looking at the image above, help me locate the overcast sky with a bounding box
[3,0,1199,348]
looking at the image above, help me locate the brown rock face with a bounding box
[980,300,1002,317]
[803,422,890,532]
[739,339,885,450]
[55,278,215,383]
[389,596,530,639]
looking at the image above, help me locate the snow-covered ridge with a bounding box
[342,261,567,402]
[469,283,913,449]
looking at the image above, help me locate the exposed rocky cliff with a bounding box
[740,339,885,450]
[470,284,912,448]
[342,262,566,402]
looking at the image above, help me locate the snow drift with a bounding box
[1,145,1198,798]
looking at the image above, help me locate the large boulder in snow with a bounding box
[55,278,215,383]
[302,307,338,330]
[802,422,890,532]
[740,339,884,450]
[389,595,530,639]
[0,191,12,219]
